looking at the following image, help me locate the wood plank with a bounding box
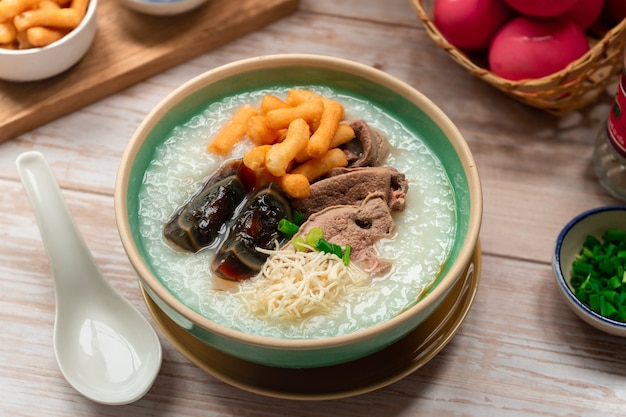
[299,0,421,26]
[0,0,299,143]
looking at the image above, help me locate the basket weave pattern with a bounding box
[411,0,626,116]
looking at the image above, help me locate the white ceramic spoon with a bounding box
[16,151,162,405]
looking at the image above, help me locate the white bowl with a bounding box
[120,0,209,15]
[0,0,97,82]
[553,206,626,337]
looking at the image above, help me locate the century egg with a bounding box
[137,85,456,339]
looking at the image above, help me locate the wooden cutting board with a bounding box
[0,0,299,143]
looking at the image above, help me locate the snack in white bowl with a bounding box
[0,0,97,82]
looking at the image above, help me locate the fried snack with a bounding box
[0,0,85,49]
[275,128,288,143]
[26,25,66,46]
[330,122,355,146]
[0,0,40,22]
[37,0,61,9]
[243,145,272,171]
[207,104,259,155]
[21,0,66,46]
[295,122,354,163]
[286,89,322,106]
[70,0,88,18]
[253,167,281,188]
[0,22,16,44]
[278,173,310,199]
[292,148,348,182]
[205,91,356,200]
[15,28,30,47]
[13,8,79,31]
[265,118,310,177]
[259,94,289,114]
[265,98,324,130]
[246,115,280,146]
[307,99,344,158]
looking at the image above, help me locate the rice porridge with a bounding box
[137,85,456,339]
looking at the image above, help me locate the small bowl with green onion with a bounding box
[553,206,626,337]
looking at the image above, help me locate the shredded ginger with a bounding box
[237,246,368,322]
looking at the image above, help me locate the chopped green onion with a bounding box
[293,211,305,226]
[572,261,593,275]
[292,236,307,251]
[278,218,300,236]
[618,306,626,322]
[601,290,617,303]
[569,229,626,322]
[582,247,594,259]
[603,299,617,318]
[315,238,332,254]
[316,238,342,258]
[589,293,600,312]
[584,234,602,248]
[604,229,626,243]
[292,227,351,265]
[609,276,622,289]
[305,227,324,247]
[576,287,589,304]
[342,245,351,266]
[570,274,584,288]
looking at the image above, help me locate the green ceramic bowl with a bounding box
[114,54,483,368]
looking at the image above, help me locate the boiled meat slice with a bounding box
[343,119,390,168]
[296,193,395,276]
[293,166,408,217]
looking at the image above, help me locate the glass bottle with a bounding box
[593,55,626,202]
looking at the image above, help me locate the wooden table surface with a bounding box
[2,0,626,415]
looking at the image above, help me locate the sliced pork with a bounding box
[293,166,409,217]
[296,193,395,276]
[342,119,390,168]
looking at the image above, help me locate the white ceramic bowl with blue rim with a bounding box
[120,0,209,15]
[553,205,626,337]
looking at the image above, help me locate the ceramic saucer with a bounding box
[142,242,481,400]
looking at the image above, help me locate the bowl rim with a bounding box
[115,53,483,350]
[553,205,626,329]
[0,0,97,56]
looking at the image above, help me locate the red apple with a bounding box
[566,0,605,29]
[433,0,513,51]
[503,0,578,17]
[488,16,590,80]
[603,0,626,26]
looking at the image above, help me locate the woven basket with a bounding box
[411,0,626,116]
